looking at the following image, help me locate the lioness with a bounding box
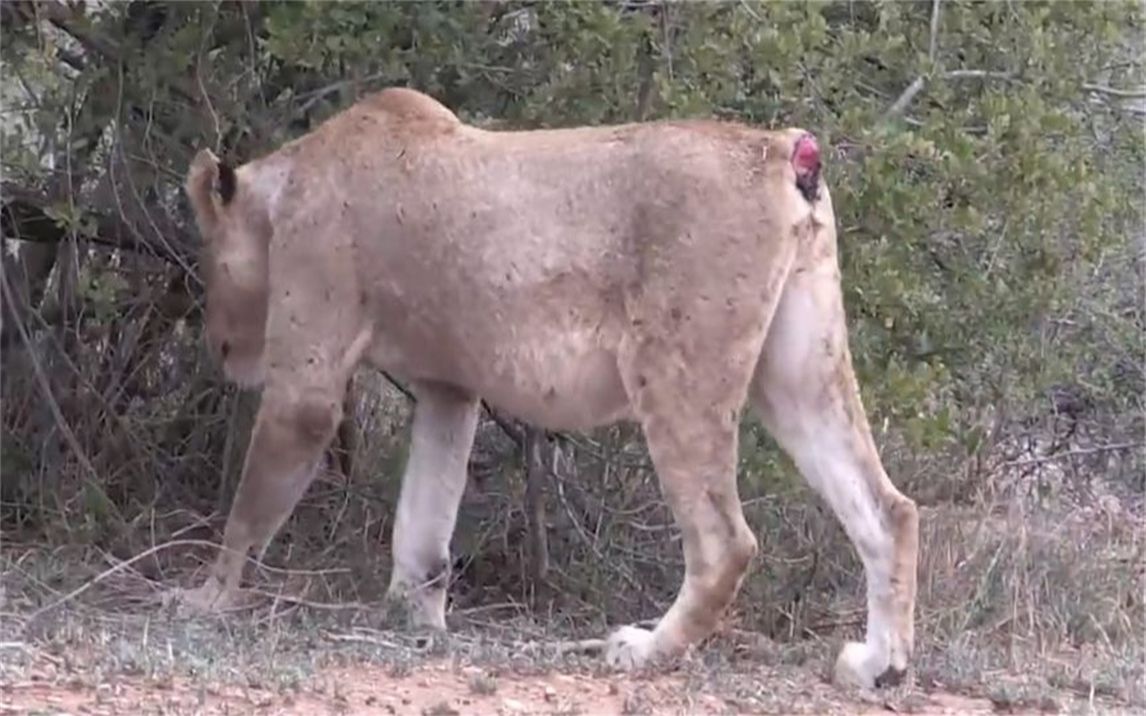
[183,87,918,689]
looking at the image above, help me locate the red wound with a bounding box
[793,133,821,175]
[792,133,821,202]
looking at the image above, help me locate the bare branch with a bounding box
[886,69,1016,120]
[928,0,942,63]
[1083,83,1146,99]
[484,401,526,451]
[885,76,927,120]
[1004,441,1143,468]
[379,370,416,403]
[2,182,191,265]
[292,71,391,119]
[30,0,200,105]
[524,427,551,585]
[945,70,1015,80]
[0,261,105,495]
[887,0,942,125]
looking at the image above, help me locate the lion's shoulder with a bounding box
[361,87,461,127]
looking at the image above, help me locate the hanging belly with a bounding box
[470,325,633,431]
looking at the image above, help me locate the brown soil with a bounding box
[1,652,1044,716]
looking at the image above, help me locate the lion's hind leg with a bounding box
[750,263,919,690]
[604,334,761,669]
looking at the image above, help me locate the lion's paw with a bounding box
[604,625,658,671]
[381,586,447,633]
[834,641,907,690]
[163,580,243,616]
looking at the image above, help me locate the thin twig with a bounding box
[454,602,528,617]
[553,472,653,607]
[32,0,199,104]
[293,71,391,118]
[886,0,940,123]
[380,370,417,403]
[889,0,1023,121]
[549,638,607,655]
[885,76,926,120]
[325,632,403,649]
[1082,83,1146,99]
[24,536,361,620]
[108,61,199,281]
[945,70,1015,80]
[244,587,379,611]
[1003,442,1142,468]
[249,562,351,577]
[483,402,525,451]
[194,3,223,153]
[928,0,942,63]
[885,68,1016,121]
[26,539,230,619]
[886,0,942,120]
[0,263,102,488]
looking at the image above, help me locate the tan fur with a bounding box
[182,87,919,689]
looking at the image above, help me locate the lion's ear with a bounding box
[185,148,237,229]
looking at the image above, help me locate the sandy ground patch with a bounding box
[2,649,1056,716]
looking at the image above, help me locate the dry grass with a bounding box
[2,439,1142,712]
[2,331,1142,713]
[0,570,1136,714]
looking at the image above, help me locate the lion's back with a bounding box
[360,87,462,126]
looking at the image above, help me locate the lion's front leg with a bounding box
[384,381,480,631]
[178,264,369,613]
[180,382,346,612]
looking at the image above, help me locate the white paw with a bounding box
[604,625,658,671]
[834,641,906,690]
[383,582,447,631]
[164,580,242,615]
